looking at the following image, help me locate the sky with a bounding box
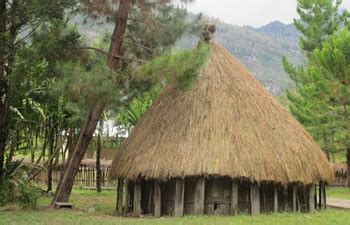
[181,0,350,28]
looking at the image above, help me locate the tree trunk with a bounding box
[52,0,132,205]
[47,117,57,192]
[96,120,103,193]
[52,103,104,203]
[107,0,132,70]
[0,0,7,181]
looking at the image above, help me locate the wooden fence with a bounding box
[34,165,117,189]
[331,169,348,187]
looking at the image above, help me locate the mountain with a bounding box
[179,20,303,95]
[257,20,300,42]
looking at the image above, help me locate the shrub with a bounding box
[0,180,13,206]
[18,181,40,210]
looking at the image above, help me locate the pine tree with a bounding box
[294,0,342,57]
[310,29,350,185]
[282,0,344,157]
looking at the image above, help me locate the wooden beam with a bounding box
[174,178,185,217]
[231,180,238,215]
[274,185,278,213]
[153,181,161,217]
[133,181,141,216]
[319,181,326,209]
[116,179,123,213]
[194,177,205,215]
[250,182,260,215]
[323,182,327,209]
[292,184,297,212]
[123,180,129,215]
[308,184,315,213]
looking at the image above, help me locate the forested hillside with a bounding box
[179,20,304,95]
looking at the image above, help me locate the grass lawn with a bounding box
[327,186,350,200]
[0,188,349,225]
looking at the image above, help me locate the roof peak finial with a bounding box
[201,22,216,43]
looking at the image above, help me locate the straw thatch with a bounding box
[111,43,333,184]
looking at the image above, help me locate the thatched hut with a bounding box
[111,44,333,217]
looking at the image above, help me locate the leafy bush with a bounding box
[0,160,40,209]
[0,180,13,206]
[18,181,40,210]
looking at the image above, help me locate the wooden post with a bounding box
[274,185,278,213]
[319,181,326,209]
[231,180,238,215]
[116,179,123,213]
[308,185,315,213]
[174,178,185,217]
[123,180,130,215]
[323,182,327,209]
[250,182,260,215]
[146,182,153,214]
[194,177,205,215]
[133,181,142,216]
[153,181,161,217]
[292,184,297,212]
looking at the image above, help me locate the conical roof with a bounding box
[111,44,333,184]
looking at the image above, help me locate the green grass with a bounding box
[1,188,349,225]
[327,187,350,200]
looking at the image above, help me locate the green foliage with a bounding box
[286,29,350,156]
[294,0,342,56]
[139,42,211,89]
[0,180,13,206]
[117,86,161,129]
[0,160,40,209]
[282,0,349,157]
[18,180,40,210]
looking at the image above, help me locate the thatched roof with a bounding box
[111,43,333,184]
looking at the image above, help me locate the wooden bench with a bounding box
[54,202,73,209]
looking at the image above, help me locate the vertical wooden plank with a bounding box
[231,180,238,215]
[174,178,185,217]
[320,181,326,209]
[116,179,124,213]
[323,182,327,209]
[123,180,129,215]
[153,181,161,217]
[194,177,205,215]
[309,184,315,213]
[274,185,278,213]
[250,182,260,215]
[133,181,142,216]
[147,182,154,214]
[292,184,297,212]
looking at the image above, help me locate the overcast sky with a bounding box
[181,0,350,28]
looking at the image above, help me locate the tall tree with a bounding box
[309,29,350,185]
[52,0,133,204]
[0,0,74,181]
[52,0,199,203]
[283,0,344,157]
